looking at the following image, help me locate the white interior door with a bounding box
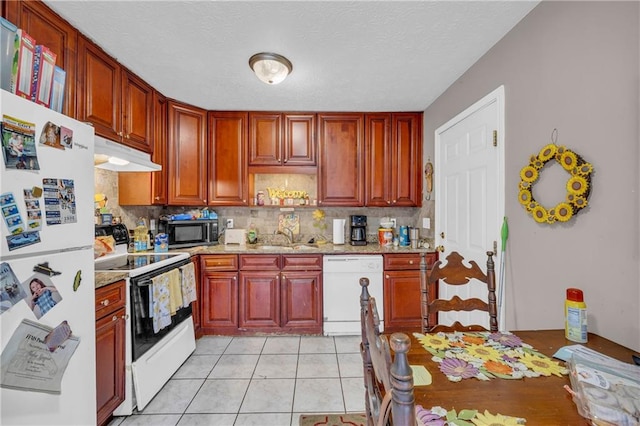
[434,86,505,330]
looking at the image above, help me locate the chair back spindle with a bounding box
[360,277,416,426]
[420,251,498,333]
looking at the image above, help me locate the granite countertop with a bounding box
[95,243,436,288]
[184,242,434,256]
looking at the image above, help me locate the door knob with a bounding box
[436,245,445,252]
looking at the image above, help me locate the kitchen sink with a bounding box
[252,245,294,250]
[250,243,319,251]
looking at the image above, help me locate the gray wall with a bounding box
[423,1,639,350]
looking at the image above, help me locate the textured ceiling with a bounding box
[44,1,539,112]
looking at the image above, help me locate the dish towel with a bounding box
[150,272,171,333]
[167,269,183,315]
[180,262,197,308]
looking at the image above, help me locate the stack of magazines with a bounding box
[565,346,640,425]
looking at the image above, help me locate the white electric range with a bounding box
[95,224,196,414]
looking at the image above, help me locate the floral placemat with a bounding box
[414,331,568,381]
[416,405,526,426]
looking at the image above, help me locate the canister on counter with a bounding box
[154,233,169,253]
[398,225,409,246]
[378,228,393,246]
[257,191,265,206]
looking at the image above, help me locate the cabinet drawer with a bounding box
[383,253,436,270]
[202,254,239,271]
[95,280,126,319]
[239,254,280,270]
[281,254,322,271]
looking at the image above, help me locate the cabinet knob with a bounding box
[155,196,160,200]
[385,274,390,279]
[101,299,109,306]
[125,134,130,139]
[112,315,118,322]
[283,158,288,163]
[387,200,391,204]
[409,260,414,264]
[117,131,123,137]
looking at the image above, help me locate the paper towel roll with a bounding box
[333,219,345,244]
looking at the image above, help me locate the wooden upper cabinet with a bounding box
[77,36,153,153]
[366,112,423,207]
[4,1,78,117]
[77,36,121,140]
[317,113,365,206]
[248,112,316,170]
[167,100,207,205]
[391,113,422,207]
[365,113,392,206]
[150,91,169,205]
[118,90,167,205]
[208,112,248,206]
[121,70,153,152]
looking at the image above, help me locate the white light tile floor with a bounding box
[108,335,364,426]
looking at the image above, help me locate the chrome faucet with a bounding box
[277,228,294,245]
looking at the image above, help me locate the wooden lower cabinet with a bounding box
[200,255,239,334]
[199,254,322,335]
[383,252,437,332]
[95,280,126,426]
[190,255,202,337]
[281,270,322,332]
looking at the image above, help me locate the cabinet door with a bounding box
[167,101,207,205]
[201,271,238,331]
[383,270,422,332]
[391,113,422,207]
[317,113,365,206]
[248,112,281,166]
[121,69,153,153]
[77,36,121,141]
[4,1,78,116]
[239,270,280,329]
[208,112,248,206]
[96,307,125,426]
[190,256,202,337]
[150,91,168,204]
[281,270,322,333]
[118,90,167,206]
[284,113,316,166]
[365,113,392,206]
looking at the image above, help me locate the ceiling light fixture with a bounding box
[249,52,292,85]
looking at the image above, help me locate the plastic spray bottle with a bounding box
[565,288,587,343]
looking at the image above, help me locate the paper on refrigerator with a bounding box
[0,318,79,394]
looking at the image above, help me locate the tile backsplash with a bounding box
[94,169,435,245]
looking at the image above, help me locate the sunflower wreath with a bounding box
[518,144,593,224]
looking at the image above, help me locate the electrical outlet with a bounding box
[422,218,431,229]
[226,219,234,229]
[390,218,397,229]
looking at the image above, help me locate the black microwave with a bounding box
[158,219,218,248]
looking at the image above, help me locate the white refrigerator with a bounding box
[0,90,96,425]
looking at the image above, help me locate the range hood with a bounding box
[94,136,161,172]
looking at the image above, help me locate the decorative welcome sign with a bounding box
[266,187,308,200]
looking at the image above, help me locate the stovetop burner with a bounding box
[95,253,184,271]
[95,223,189,277]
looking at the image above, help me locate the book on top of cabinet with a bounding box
[31,45,57,107]
[49,66,66,113]
[11,29,36,100]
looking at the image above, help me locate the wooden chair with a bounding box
[420,251,498,333]
[360,277,416,426]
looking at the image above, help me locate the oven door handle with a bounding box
[135,279,153,287]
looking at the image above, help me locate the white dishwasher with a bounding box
[323,255,384,335]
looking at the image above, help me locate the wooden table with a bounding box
[407,330,637,425]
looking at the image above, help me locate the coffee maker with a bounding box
[350,215,367,246]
